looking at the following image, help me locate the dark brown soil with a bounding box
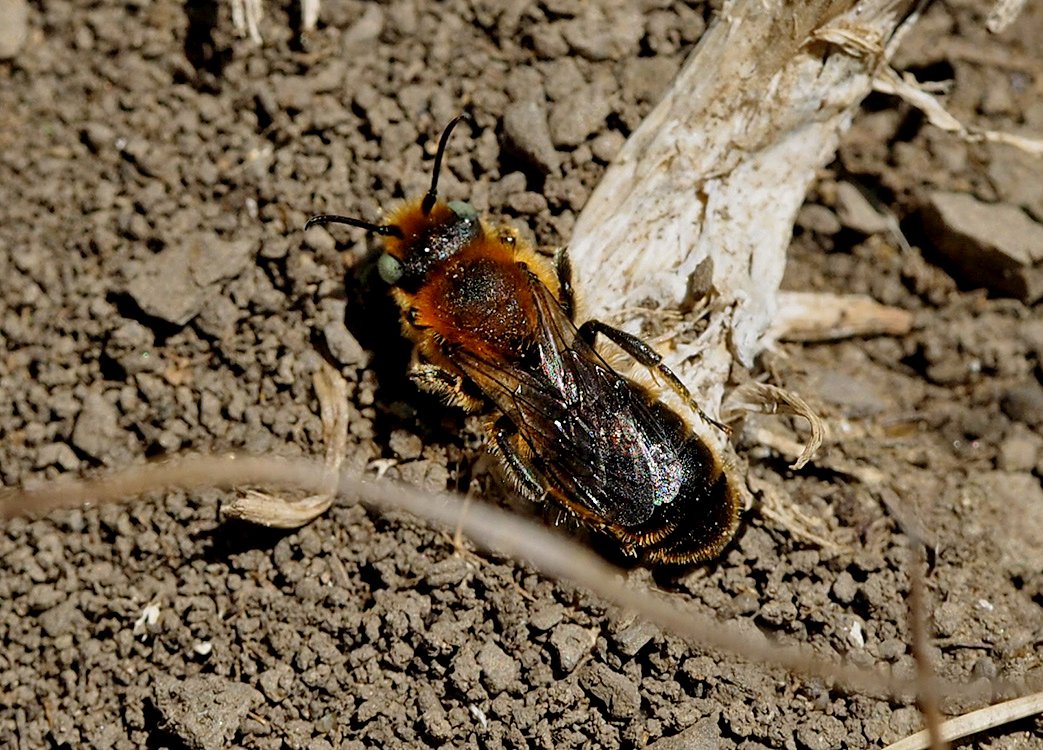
[2,1,1041,748]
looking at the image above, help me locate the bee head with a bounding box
[306,115,477,292]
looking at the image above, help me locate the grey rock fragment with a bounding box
[322,301,368,368]
[921,191,1043,302]
[1001,382,1043,428]
[104,320,160,375]
[591,130,625,163]
[795,714,847,750]
[620,56,678,105]
[542,59,584,101]
[610,620,659,657]
[477,640,519,694]
[192,237,255,287]
[549,84,611,147]
[82,122,117,154]
[257,664,295,703]
[34,442,81,471]
[342,3,384,51]
[996,429,1040,472]
[71,392,133,465]
[388,429,423,460]
[39,599,87,638]
[548,623,593,673]
[831,571,858,605]
[151,674,263,750]
[321,322,361,370]
[646,712,722,749]
[561,5,643,61]
[988,143,1043,223]
[529,602,564,632]
[502,100,560,175]
[126,234,255,325]
[578,662,641,719]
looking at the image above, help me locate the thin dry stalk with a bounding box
[884,692,1043,750]
[3,454,1040,707]
[907,542,945,750]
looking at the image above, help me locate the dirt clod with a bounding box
[1001,382,1043,427]
[579,661,642,719]
[70,392,134,465]
[152,674,263,750]
[549,623,594,674]
[477,640,519,695]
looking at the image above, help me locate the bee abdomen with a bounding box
[620,468,741,565]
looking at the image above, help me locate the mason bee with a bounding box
[307,117,740,564]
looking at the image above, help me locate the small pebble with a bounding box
[476,641,519,694]
[796,204,842,235]
[548,623,593,673]
[831,571,858,605]
[578,662,641,719]
[549,84,611,147]
[502,100,559,175]
[1001,383,1043,428]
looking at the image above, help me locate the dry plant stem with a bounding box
[772,291,915,342]
[3,453,1039,704]
[744,425,886,485]
[907,542,945,750]
[300,0,319,32]
[723,382,825,469]
[747,473,840,551]
[883,692,1043,750]
[230,0,263,44]
[567,0,917,418]
[873,67,1043,156]
[986,0,1029,34]
[223,364,348,527]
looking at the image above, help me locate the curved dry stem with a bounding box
[3,453,1040,706]
[724,381,825,469]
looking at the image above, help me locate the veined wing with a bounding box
[451,273,690,527]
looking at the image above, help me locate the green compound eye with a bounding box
[377,253,403,284]
[447,200,478,220]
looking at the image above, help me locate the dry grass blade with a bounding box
[223,364,349,527]
[883,691,1043,750]
[723,382,825,469]
[874,67,1043,157]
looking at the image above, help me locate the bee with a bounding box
[307,117,741,564]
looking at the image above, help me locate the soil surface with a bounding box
[2,1,1042,748]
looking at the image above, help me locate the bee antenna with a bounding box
[306,214,404,239]
[422,115,468,215]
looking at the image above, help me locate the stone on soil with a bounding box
[921,191,1043,302]
[151,674,263,750]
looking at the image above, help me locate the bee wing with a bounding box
[454,276,687,527]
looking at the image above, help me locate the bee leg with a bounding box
[576,320,730,434]
[409,364,485,413]
[553,247,577,321]
[491,416,546,502]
